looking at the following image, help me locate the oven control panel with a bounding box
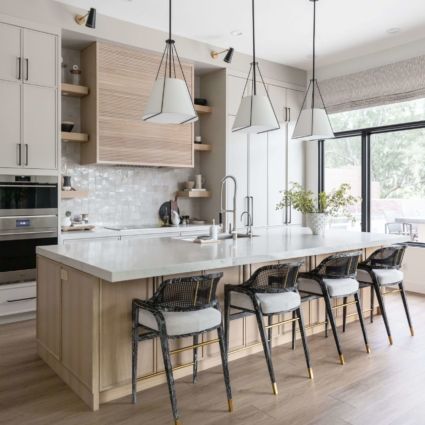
[16,219,31,228]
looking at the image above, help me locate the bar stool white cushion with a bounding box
[357,268,403,286]
[298,277,359,298]
[230,291,301,314]
[138,307,222,336]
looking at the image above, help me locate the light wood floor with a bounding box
[1,293,425,425]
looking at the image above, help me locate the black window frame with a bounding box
[319,119,425,232]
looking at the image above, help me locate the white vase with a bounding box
[306,213,327,235]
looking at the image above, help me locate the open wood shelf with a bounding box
[61,190,89,199]
[194,143,212,152]
[194,104,212,114]
[176,190,211,198]
[61,83,89,97]
[61,132,89,143]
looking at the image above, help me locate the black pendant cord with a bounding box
[252,0,257,95]
[168,0,172,77]
[311,0,317,109]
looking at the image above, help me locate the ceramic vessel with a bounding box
[306,213,327,235]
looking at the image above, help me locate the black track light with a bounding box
[210,47,234,64]
[75,8,96,29]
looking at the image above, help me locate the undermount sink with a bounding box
[217,233,259,240]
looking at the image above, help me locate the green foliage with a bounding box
[277,182,358,219]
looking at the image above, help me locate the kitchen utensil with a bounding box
[171,210,180,226]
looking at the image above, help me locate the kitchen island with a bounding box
[36,227,407,410]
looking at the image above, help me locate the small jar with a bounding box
[70,68,82,85]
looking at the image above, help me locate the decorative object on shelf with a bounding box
[292,0,334,141]
[70,65,81,85]
[75,7,96,29]
[143,0,197,124]
[82,213,89,224]
[62,175,72,191]
[277,182,358,235]
[195,174,205,189]
[195,136,202,144]
[232,0,279,134]
[210,47,234,64]
[184,180,195,190]
[194,98,208,106]
[61,121,74,132]
[62,211,72,227]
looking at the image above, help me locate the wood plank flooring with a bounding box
[1,293,425,425]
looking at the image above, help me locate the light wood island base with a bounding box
[36,247,378,411]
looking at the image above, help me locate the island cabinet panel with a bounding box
[81,42,194,167]
[36,257,61,359]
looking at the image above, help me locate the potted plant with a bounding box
[276,183,358,235]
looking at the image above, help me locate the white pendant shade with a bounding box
[143,78,198,124]
[232,94,279,134]
[292,107,334,141]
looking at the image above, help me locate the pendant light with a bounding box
[143,0,198,124]
[292,0,334,141]
[232,0,279,134]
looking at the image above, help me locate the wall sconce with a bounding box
[75,8,96,29]
[210,47,234,63]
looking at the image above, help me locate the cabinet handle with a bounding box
[7,296,36,303]
[288,198,292,223]
[25,144,28,166]
[284,107,288,122]
[16,57,21,80]
[16,144,21,166]
[288,107,291,122]
[25,58,29,81]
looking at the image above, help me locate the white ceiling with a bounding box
[55,0,425,70]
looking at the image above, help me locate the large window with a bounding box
[321,99,425,240]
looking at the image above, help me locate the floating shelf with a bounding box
[194,104,212,114]
[176,190,211,198]
[61,83,89,97]
[61,132,89,143]
[61,190,89,199]
[194,143,212,152]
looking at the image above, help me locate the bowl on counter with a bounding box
[61,121,75,132]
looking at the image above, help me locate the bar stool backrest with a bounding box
[315,251,361,279]
[243,263,303,293]
[152,273,223,311]
[365,245,406,269]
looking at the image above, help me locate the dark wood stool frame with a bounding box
[132,273,232,425]
[355,245,414,345]
[224,263,313,396]
[298,251,370,365]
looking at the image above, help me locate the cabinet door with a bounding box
[0,80,21,168]
[248,133,268,228]
[23,29,57,88]
[267,129,287,226]
[226,116,248,231]
[227,75,247,116]
[267,84,287,123]
[0,23,21,83]
[23,85,57,169]
[286,89,305,125]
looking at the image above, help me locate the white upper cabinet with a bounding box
[0,23,21,83]
[0,81,21,168]
[23,29,57,88]
[23,85,57,169]
[286,89,305,125]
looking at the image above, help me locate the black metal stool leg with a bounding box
[354,292,370,353]
[254,308,278,395]
[296,308,313,379]
[159,332,180,425]
[192,335,198,383]
[267,316,273,352]
[342,296,348,333]
[217,325,233,412]
[370,285,375,323]
[131,307,139,404]
[399,282,414,336]
[325,311,329,338]
[373,283,393,345]
[291,310,296,350]
[323,292,345,365]
[224,289,231,352]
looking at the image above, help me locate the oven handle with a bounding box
[0,184,57,188]
[0,215,57,219]
[0,230,57,239]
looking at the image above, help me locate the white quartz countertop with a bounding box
[38,227,408,282]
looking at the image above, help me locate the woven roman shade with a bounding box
[320,55,425,114]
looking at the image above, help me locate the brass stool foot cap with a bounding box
[308,368,314,380]
[339,354,345,365]
[388,335,393,345]
[228,399,234,412]
[410,327,415,337]
[366,345,371,354]
[175,420,182,425]
[272,382,278,395]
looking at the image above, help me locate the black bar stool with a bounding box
[356,245,413,344]
[298,251,370,365]
[224,262,313,396]
[132,273,232,425]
